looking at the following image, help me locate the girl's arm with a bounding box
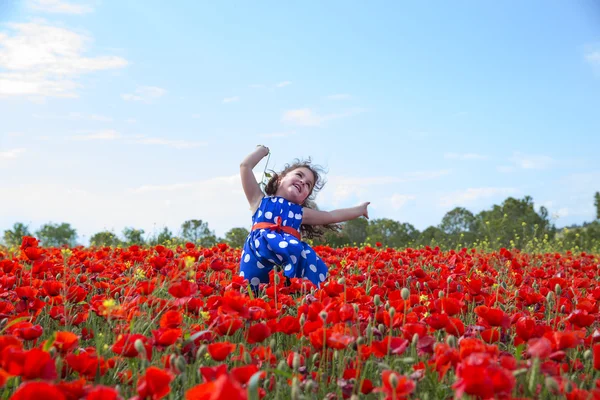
[240,145,269,211]
[302,202,370,225]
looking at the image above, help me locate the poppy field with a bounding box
[1,237,600,399]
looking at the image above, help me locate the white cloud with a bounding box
[69,130,120,140]
[0,148,26,160]
[444,152,487,160]
[281,108,365,127]
[585,48,600,67]
[28,0,94,14]
[33,112,112,122]
[496,166,515,173]
[510,152,554,170]
[259,131,296,138]
[0,175,249,242]
[0,22,127,98]
[128,137,207,149]
[222,96,240,104]
[320,171,449,205]
[386,194,417,210]
[326,94,352,100]
[121,86,166,103]
[438,187,518,208]
[276,81,292,88]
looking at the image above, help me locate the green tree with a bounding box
[439,207,477,248]
[366,218,419,248]
[181,219,217,248]
[340,218,368,246]
[474,196,555,249]
[595,192,600,220]
[415,226,447,248]
[90,231,121,247]
[122,227,145,246]
[3,222,31,247]
[36,222,77,247]
[156,227,174,245]
[224,227,249,248]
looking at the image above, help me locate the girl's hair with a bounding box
[264,158,340,239]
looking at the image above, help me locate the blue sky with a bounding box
[1,0,599,244]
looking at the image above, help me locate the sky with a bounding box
[1,0,599,244]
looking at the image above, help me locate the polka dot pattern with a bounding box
[239,196,329,288]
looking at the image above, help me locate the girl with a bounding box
[239,145,370,291]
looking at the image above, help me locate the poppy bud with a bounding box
[374,295,381,307]
[401,288,410,301]
[544,377,559,393]
[353,304,359,314]
[389,307,396,319]
[274,274,280,285]
[401,357,415,364]
[277,360,286,372]
[357,336,365,346]
[546,291,555,303]
[270,339,277,351]
[412,333,419,347]
[312,353,320,364]
[195,345,207,360]
[438,291,444,299]
[388,373,399,389]
[319,311,328,321]
[554,284,562,296]
[299,314,306,325]
[560,305,566,313]
[291,377,300,400]
[446,335,457,348]
[134,339,146,358]
[446,276,452,284]
[378,324,386,335]
[416,282,421,290]
[244,351,253,364]
[584,349,592,360]
[292,353,301,370]
[337,277,345,285]
[175,355,187,373]
[56,273,61,280]
[305,380,314,392]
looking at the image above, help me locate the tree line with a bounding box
[3,193,600,252]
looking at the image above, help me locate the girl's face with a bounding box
[275,167,315,205]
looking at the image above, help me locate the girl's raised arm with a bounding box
[240,145,270,211]
[303,202,370,225]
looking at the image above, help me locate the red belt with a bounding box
[252,216,301,240]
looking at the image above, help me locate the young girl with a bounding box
[239,145,370,290]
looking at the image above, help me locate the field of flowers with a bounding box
[0,236,599,399]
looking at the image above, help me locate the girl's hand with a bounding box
[360,202,370,219]
[256,144,270,156]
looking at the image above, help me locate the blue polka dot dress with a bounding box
[240,196,329,289]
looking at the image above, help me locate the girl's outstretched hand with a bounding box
[360,202,371,219]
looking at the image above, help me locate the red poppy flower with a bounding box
[86,385,123,400]
[111,334,153,360]
[159,310,183,329]
[53,331,79,354]
[246,323,271,344]
[185,374,248,400]
[168,281,198,298]
[65,351,108,379]
[136,366,173,400]
[207,342,236,361]
[11,382,66,400]
[199,364,228,382]
[376,370,416,400]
